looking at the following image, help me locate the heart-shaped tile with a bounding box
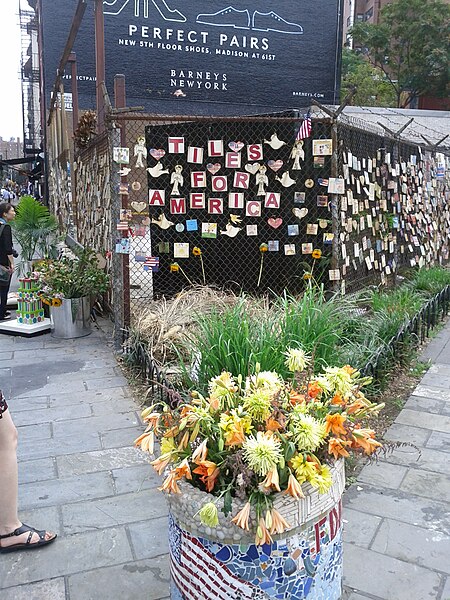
[131,201,147,213]
[150,148,165,160]
[268,160,283,172]
[268,217,283,229]
[228,141,244,153]
[245,163,260,175]
[292,208,309,220]
[207,163,221,175]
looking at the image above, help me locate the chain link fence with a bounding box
[46,106,450,345]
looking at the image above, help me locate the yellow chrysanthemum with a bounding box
[322,366,355,396]
[284,347,310,373]
[208,371,238,404]
[243,388,274,422]
[243,431,282,476]
[289,411,326,452]
[311,464,333,494]
[290,455,319,485]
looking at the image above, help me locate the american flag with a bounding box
[171,529,255,600]
[143,256,159,272]
[296,110,312,140]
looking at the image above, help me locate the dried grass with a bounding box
[128,286,246,365]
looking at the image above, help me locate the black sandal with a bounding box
[0,523,57,553]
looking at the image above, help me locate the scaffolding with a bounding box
[20,1,42,153]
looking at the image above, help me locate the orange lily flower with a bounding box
[289,391,306,406]
[178,430,190,451]
[346,400,366,415]
[331,393,345,406]
[150,452,173,475]
[208,396,220,411]
[284,472,305,499]
[307,382,322,399]
[159,470,181,494]
[141,411,160,429]
[328,438,352,459]
[174,458,192,480]
[193,460,220,492]
[325,413,347,436]
[352,429,382,455]
[261,467,281,492]
[269,508,291,535]
[134,430,154,453]
[231,502,251,531]
[192,439,208,464]
[266,417,283,432]
[255,517,273,546]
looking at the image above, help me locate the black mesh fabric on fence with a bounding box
[114,113,336,300]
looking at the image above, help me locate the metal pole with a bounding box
[95,0,106,133]
[68,53,79,132]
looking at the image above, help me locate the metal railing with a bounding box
[361,286,450,379]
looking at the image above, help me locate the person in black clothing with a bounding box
[0,203,16,321]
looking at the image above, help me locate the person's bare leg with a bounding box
[0,410,55,548]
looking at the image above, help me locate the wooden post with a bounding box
[94,0,106,133]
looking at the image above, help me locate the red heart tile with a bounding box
[207,163,221,175]
[268,217,283,229]
[268,160,284,172]
[228,141,244,153]
[150,149,165,160]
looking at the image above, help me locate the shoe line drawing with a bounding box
[252,11,303,34]
[103,0,186,22]
[196,7,251,29]
[196,7,303,35]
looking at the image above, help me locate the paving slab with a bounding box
[56,447,147,476]
[343,543,442,600]
[357,461,408,490]
[342,508,382,549]
[67,555,170,600]
[381,446,450,477]
[371,519,450,575]
[61,490,168,534]
[0,578,66,600]
[426,431,450,451]
[18,457,57,485]
[383,422,431,446]
[0,528,133,588]
[395,409,450,434]
[128,517,170,560]
[400,469,450,502]
[18,471,115,510]
[112,463,161,494]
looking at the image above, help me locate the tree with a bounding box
[341,48,397,106]
[351,0,450,108]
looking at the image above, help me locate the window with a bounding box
[356,13,364,21]
[365,7,374,20]
[347,16,351,26]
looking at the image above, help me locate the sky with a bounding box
[0,0,25,141]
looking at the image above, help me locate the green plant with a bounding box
[36,248,109,300]
[12,195,59,273]
[410,267,450,297]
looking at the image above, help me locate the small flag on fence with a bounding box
[296,111,312,141]
[144,256,160,272]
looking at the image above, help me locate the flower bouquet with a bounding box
[136,348,384,545]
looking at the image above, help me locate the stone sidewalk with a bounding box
[343,322,450,600]
[0,322,170,600]
[2,318,450,600]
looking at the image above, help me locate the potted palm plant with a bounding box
[12,195,59,275]
[36,248,109,339]
[135,351,384,600]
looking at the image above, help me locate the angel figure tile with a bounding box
[134,136,147,168]
[256,164,268,196]
[290,140,305,170]
[170,165,184,196]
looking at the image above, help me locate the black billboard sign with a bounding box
[41,0,342,114]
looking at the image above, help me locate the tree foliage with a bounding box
[341,48,397,106]
[351,0,450,107]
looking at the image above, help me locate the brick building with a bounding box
[0,137,23,161]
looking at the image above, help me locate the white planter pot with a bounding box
[50,296,91,339]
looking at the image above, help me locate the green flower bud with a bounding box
[198,502,219,528]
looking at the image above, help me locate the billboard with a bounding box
[40,1,342,114]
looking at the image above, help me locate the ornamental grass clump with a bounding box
[135,348,384,544]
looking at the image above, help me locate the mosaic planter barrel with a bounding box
[166,459,345,600]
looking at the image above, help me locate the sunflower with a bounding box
[192,246,202,256]
[303,272,312,281]
[170,263,180,273]
[312,249,322,259]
